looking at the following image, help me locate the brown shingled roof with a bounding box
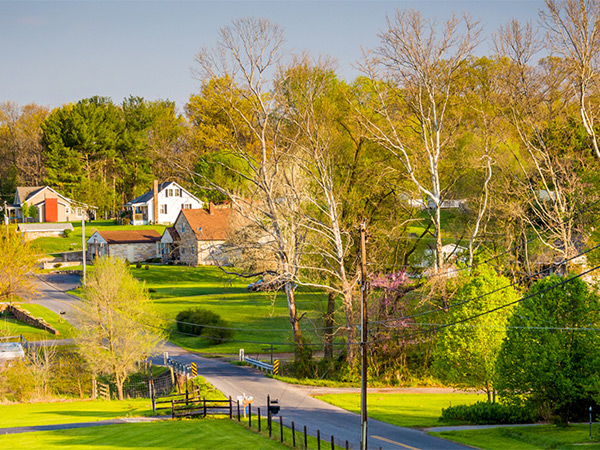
[181,208,235,241]
[96,229,161,244]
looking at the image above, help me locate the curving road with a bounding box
[33,274,475,450]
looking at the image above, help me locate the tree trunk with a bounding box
[285,281,302,351]
[323,291,336,360]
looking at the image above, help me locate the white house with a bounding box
[124,181,204,226]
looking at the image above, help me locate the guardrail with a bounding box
[166,357,191,376]
[239,349,277,374]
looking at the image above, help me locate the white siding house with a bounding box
[124,181,204,226]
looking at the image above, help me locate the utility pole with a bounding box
[81,217,86,285]
[359,220,368,450]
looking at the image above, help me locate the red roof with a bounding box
[181,208,235,241]
[96,229,161,244]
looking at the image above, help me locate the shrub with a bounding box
[63,229,72,238]
[144,265,149,270]
[175,308,233,344]
[440,401,540,425]
[135,262,142,269]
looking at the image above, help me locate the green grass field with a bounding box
[1,303,77,340]
[316,392,486,428]
[125,265,337,354]
[0,419,288,450]
[431,424,600,450]
[0,399,152,428]
[31,220,166,255]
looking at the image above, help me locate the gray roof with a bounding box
[15,186,44,204]
[17,223,74,232]
[124,182,172,206]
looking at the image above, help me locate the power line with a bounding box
[365,263,600,345]
[369,242,600,326]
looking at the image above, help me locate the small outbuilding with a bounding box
[17,222,74,241]
[87,229,161,262]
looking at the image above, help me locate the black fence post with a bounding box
[304,425,308,450]
[345,440,349,450]
[237,400,241,422]
[331,434,334,450]
[292,421,296,447]
[258,407,261,432]
[229,396,233,420]
[203,397,207,417]
[317,429,321,450]
[171,399,175,419]
[249,404,252,428]
[280,415,283,443]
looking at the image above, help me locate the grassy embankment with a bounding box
[1,303,76,340]
[317,392,487,428]
[431,425,600,450]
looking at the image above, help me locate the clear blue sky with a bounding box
[1,0,544,113]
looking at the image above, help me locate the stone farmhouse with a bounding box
[86,229,161,262]
[163,203,237,266]
[124,181,204,226]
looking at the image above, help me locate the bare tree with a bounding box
[542,0,600,159]
[358,9,482,271]
[496,20,590,272]
[191,18,307,347]
[276,56,361,359]
[75,256,165,400]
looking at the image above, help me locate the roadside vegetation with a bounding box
[1,303,76,340]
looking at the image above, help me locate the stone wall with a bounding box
[0,304,59,335]
[108,243,157,262]
[21,230,65,242]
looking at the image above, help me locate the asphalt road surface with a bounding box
[33,274,475,450]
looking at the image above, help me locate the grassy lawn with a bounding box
[31,220,166,255]
[0,399,152,428]
[1,303,77,340]
[125,265,338,354]
[430,424,600,450]
[316,393,486,428]
[0,418,288,449]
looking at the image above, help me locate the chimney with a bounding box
[209,202,214,215]
[153,180,159,224]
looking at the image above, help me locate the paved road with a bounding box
[33,274,475,450]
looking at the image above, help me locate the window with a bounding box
[175,189,181,197]
[166,189,173,197]
[180,223,186,233]
[160,204,167,214]
[65,208,70,214]
[181,248,185,255]
[182,203,192,209]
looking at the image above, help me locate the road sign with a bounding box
[191,362,197,376]
[273,359,279,375]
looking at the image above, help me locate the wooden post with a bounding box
[318,429,321,450]
[345,440,349,450]
[292,421,296,447]
[331,434,334,450]
[304,425,308,450]
[203,397,207,417]
[229,396,233,419]
[258,408,261,432]
[280,416,283,442]
[171,399,175,419]
[237,400,241,421]
[249,404,252,428]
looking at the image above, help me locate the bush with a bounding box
[440,401,540,425]
[144,265,149,270]
[175,308,234,345]
[63,229,72,238]
[135,261,142,269]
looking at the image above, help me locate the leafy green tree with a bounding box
[433,265,518,402]
[496,275,600,423]
[0,227,39,302]
[75,256,165,400]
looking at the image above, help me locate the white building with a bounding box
[124,181,204,226]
